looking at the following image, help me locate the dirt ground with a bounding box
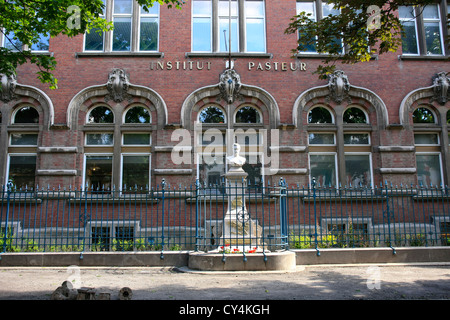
[0,263,449,302]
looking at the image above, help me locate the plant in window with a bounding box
[88,106,114,123]
[199,106,225,123]
[343,107,367,123]
[124,106,151,123]
[412,107,435,123]
[308,106,332,124]
[235,106,261,123]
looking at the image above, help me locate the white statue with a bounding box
[227,143,246,167]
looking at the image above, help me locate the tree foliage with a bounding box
[285,0,446,79]
[0,0,185,89]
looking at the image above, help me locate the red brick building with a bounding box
[0,0,449,191]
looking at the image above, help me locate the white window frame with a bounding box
[9,133,39,147]
[191,0,213,52]
[416,152,444,186]
[6,153,37,188]
[308,132,336,146]
[343,132,371,146]
[83,153,114,192]
[244,0,266,53]
[121,132,152,146]
[85,132,115,146]
[138,4,160,52]
[308,152,338,187]
[344,152,373,188]
[120,153,151,192]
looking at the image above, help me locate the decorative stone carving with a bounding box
[105,68,131,103]
[326,70,351,104]
[218,68,242,104]
[0,73,17,103]
[431,72,449,105]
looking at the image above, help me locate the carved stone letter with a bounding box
[0,73,17,103]
[105,68,131,103]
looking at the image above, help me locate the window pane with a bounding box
[322,3,340,16]
[399,6,415,19]
[3,31,22,51]
[345,154,371,187]
[124,106,151,123]
[309,133,335,145]
[193,17,212,51]
[417,154,442,186]
[219,18,238,52]
[10,133,38,146]
[114,0,133,14]
[424,22,442,54]
[310,154,336,187]
[344,134,369,145]
[8,155,36,189]
[235,106,261,123]
[141,3,159,15]
[412,107,435,123]
[86,133,114,145]
[14,107,39,124]
[414,134,439,145]
[91,227,110,250]
[243,154,262,190]
[199,106,225,123]
[246,18,265,52]
[308,107,332,124]
[140,18,158,51]
[113,17,132,51]
[423,4,439,19]
[88,106,114,123]
[219,0,238,16]
[198,154,226,188]
[193,0,212,15]
[245,0,264,16]
[343,108,367,123]
[122,155,150,190]
[85,156,113,191]
[123,133,151,145]
[85,28,104,51]
[30,33,49,51]
[200,130,225,146]
[401,21,419,54]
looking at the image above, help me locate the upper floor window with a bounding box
[2,30,49,52]
[296,0,342,54]
[13,106,40,124]
[399,4,446,56]
[84,0,160,52]
[192,0,266,53]
[308,106,334,124]
[87,106,114,124]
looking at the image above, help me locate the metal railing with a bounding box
[0,180,449,255]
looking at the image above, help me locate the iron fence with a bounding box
[0,180,449,256]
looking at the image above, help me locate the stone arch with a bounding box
[293,71,389,129]
[67,73,167,129]
[181,82,280,130]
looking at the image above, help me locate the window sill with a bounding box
[185,52,273,59]
[398,54,449,61]
[75,52,164,58]
[294,53,378,60]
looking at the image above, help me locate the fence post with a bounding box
[195,179,200,252]
[279,178,288,250]
[160,178,166,260]
[312,177,320,256]
[1,180,13,254]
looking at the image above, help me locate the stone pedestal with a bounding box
[218,143,264,253]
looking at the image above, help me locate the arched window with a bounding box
[235,106,262,124]
[14,106,39,124]
[412,106,436,124]
[87,106,114,123]
[198,106,226,123]
[124,106,151,124]
[343,107,368,124]
[308,106,333,124]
